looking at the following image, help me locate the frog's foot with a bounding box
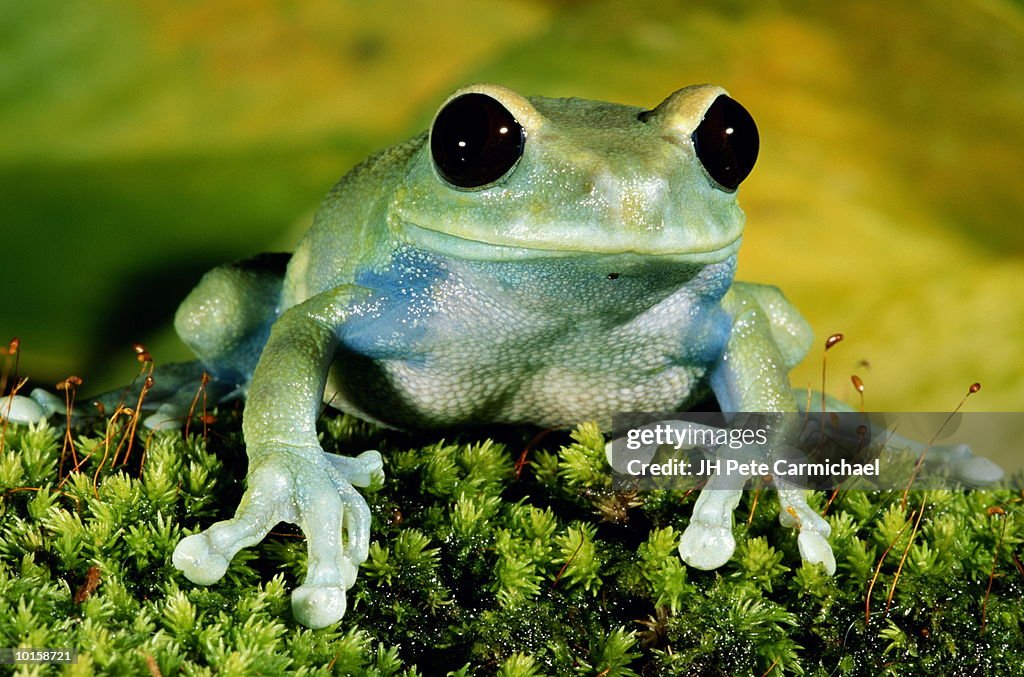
[173,448,377,628]
[679,486,743,570]
[1,362,243,431]
[0,389,65,424]
[606,420,743,569]
[131,362,244,431]
[796,392,1003,487]
[776,483,836,574]
[142,402,189,431]
[922,443,1003,486]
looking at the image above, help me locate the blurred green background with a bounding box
[2,0,1022,410]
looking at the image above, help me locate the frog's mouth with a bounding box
[398,220,742,263]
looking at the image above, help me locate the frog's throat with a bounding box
[397,220,742,263]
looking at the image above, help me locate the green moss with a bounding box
[0,412,1021,675]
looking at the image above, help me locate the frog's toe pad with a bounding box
[952,456,1004,486]
[1,389,65,423]
[350,449,385,487]
[172,533,230,585]
[0,395,47,424]
[797,530,837,575]
[143,403,185,431]
[679,523,736,570]
[292,583,346,629]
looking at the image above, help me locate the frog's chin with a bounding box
[397,221,742,263]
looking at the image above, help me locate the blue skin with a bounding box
[2,84,1000,628]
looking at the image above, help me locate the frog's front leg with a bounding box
[172,284,380,629]
[679,284,836,574]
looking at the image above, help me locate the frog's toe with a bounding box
[797,530,837,575]
[777,485,836,574]
[173,455,293,585]
[1,395,46,424]
[325,449,385,488]
[679,522,736,570]
[172,533,231,585]
[292,583,347,629]
[143,403,185,431]
[356,449,385,486]
[0,389,64,424]
[931,444,1004,486]
[951,455,1003,485]
[679,486,742,570]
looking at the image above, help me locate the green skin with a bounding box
[4,85,844,627]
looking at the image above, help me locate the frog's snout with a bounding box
[587,169,671,233]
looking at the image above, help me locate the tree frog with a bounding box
[3,84,996,629]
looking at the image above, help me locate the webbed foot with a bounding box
[173,447,381,628]
[1,362,241,431]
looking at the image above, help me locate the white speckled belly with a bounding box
[328,248,735,430]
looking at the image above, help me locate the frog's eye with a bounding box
[692,95,759,191]
[430,93,526,189]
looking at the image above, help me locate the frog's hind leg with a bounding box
[139,253,291,429]
[796,389,1002,487]
[2,254,290,429]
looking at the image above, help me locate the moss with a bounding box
[0,410,1021,675]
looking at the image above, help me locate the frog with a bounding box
[2,83,1000,629]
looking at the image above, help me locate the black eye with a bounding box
[430,93,526,189]
[692,95,759,191]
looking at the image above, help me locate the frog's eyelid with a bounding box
[638,84,728,133]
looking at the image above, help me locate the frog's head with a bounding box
[392,83,758,262]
